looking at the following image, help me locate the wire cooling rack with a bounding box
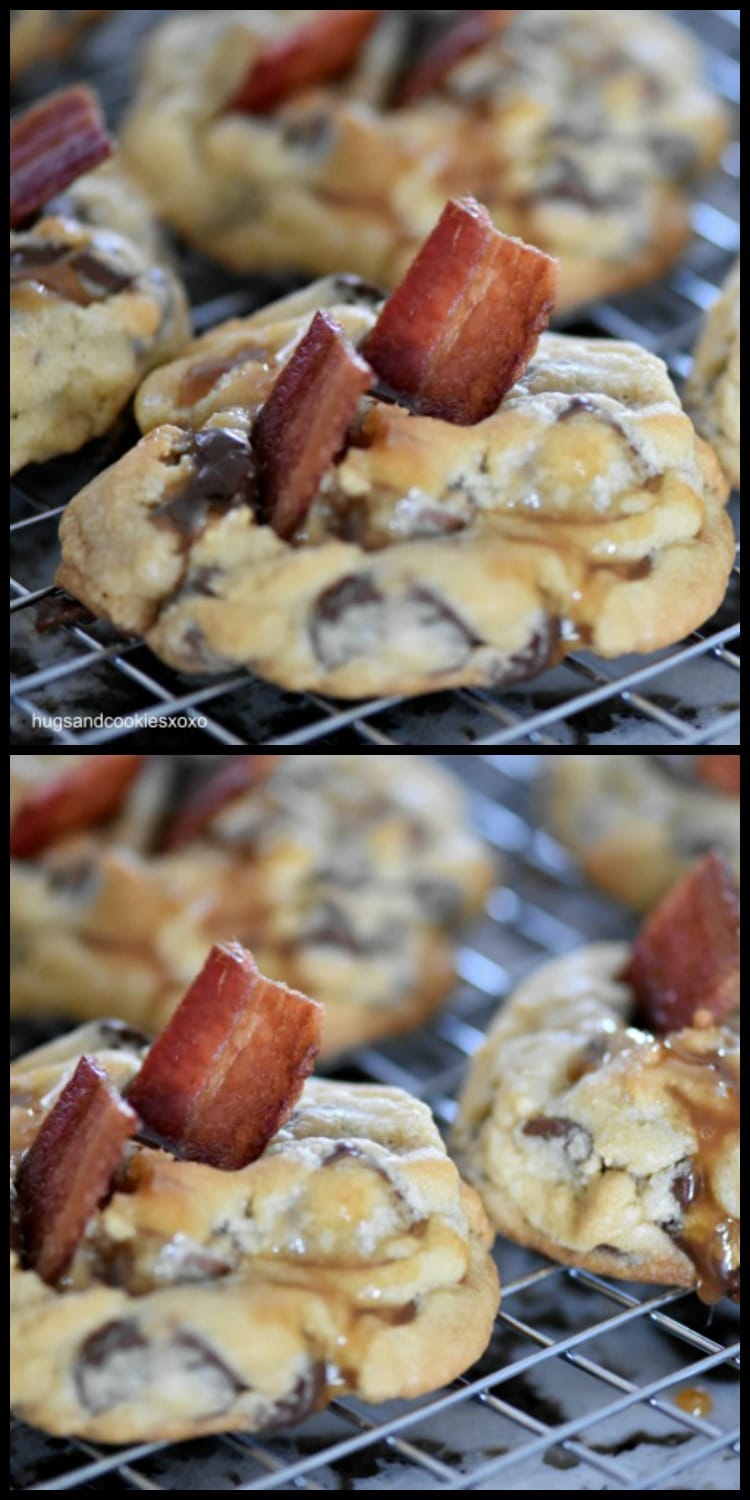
[9,754,741,1491]
[9,12,741,746]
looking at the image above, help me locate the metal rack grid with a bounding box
[10,12,740,745]
[9,754,740,1491]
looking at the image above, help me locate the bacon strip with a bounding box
[398,11,517,106]
[10,86,111,228]
[362,197,558,424]
[127,943,324,1169]
[623,852,740,1034]
[228,11,381,115]
[253,311,372,540]
[160,756,280,850]
[10,756,144,857]
[16,1056,137,1285]
[695,755,740,797]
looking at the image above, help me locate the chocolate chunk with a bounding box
[488,619,560,688]
[412,877,463,922]
[329,274,385,308]
[303,901,365,953]
[75,1320,148,1413]
[73,251,135,298]
[261,1361,326,1431]
[303,901,389,956]
[95,1020,152,1053]
[75,1321,244,1415]
[522,1116,593,1164]
[46,857,98,899]
[399,579,480,669]
[10,242,134,306]
[281,114,334,154]
[310,574,384,669]
[153,429,257,539]
[310,576,480,673]
[648,135,698,176]
[538,158,634,211]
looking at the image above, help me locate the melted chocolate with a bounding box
[328,274,385,308]
[261,1361,327,1431]
[488,619,561,687]
[303,901,374,954]
[95,1020,152,1054]
[153,429,257,539]
[75,1321,245,1415]
[310,574,383,668]
[411,586,481,669]
[10,242,134,306]
[522,1116,593,1164]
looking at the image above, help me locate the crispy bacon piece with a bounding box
[623,853,740,1035]
[10,85,111,228]
[695,755,740,797]
[228,11,381,115]
[160,755,280,850]
[16,1055,137,1285]
[127,943,324,1169]
[362,198,558,424]
[398,10,516,106]
[10,756,144,858]
[253,311,373,540]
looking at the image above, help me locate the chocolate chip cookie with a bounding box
[122,10,725,310]
[10,753,493,1057]
[11,1019,499,1442]
[10,87,190,475]
[56,271,734,696]
[541,755,740,911]
[685,261,740,490]
[11,212,189,474]
[450,918,738,1296]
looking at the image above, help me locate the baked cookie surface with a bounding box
[10,10,107,79]
[122,10,725,310]
[11,212,189,475]
[685,261,740,490]
[541,755,740,911]
[10,754,493,1056]
[451,941,739,1298]
[45,161,172,264]
[56,276,733,697]
[10,1021,498,1442]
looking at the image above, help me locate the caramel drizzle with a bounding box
[178,347,272,406]
[660,1032,739,1304]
